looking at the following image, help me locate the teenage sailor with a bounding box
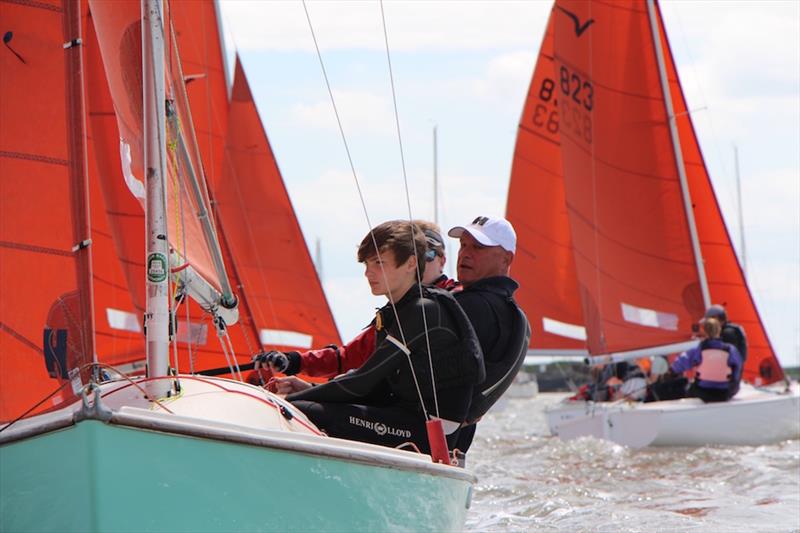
[269,220,484,453]
[671,317,743,403]
[250,221,456,381]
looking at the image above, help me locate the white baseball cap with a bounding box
[448,216,517,253]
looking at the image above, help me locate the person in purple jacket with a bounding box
[671,317,743,402]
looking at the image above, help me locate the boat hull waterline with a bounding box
[546,382,800,448]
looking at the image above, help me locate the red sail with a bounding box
[506,10,586,354]
[88,0,220,291]
[0,0,94,421]
[86,2,260,374]
[218,58,341,350]
[653,4,784,384]
[552,0,704,355]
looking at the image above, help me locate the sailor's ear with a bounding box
[504,250,514,267]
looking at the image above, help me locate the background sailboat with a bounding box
[505,0,798,447]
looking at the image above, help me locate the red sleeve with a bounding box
[299,326,377,378]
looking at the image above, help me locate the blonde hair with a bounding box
[702,317,722,339]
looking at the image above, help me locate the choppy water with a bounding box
[465,393,800,532]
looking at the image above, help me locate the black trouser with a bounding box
[688,382,732,403]
[291,401,463,454]
[645,376,688,402]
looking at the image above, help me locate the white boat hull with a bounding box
[545,382,800,448]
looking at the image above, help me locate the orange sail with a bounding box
[506,10,586,355]
[88,0,220,293]
[86,1,260,374]
[552,0,704,355]
[652,3,784,384]
[218,57,341,350]
[0,0,94,421]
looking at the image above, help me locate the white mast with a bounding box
[433,125,438,225]
[646,0,711,310]
[143,0,171,399]
[734,145,747,278]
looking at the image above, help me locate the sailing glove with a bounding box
[253,351,289,373]
[253,350,302,375]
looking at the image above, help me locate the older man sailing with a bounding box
[448,216,530,454]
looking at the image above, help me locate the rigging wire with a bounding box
[378,0,439,419]
[301,0,430,421]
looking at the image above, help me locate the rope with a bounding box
[301,0,430,420]
[378,0,439,419]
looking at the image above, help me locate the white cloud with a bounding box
[219,1,550,52]
[469,50,536,103]
[290,90,395,135]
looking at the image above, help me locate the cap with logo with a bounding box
[448,216,517,253]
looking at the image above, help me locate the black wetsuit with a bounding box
[287,286,484,453]
[452,276,528,453]
[722,322,747,363]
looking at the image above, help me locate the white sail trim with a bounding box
[542,317,587,340]
[119,139,145,200]
[106,308,142,333]
[260,329,313,349]
[621,302,678,331]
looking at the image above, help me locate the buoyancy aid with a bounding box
[696,348,732,383]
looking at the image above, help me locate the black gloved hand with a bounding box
[253,350,289,374]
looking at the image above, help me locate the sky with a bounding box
[217,0,800,368]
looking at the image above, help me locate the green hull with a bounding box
[1,420,471,532]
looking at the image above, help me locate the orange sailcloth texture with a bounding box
[1,0,94,421]
[506,11,586,354]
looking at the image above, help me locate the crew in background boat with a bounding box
[670,317,743,402]
[703,304,748,363]
[446,216,530,454]
[250,222,456,381]
[570,360,649,402]
[265,220,485,453]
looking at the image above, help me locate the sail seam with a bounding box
[518,124,560,147]
[0,150,67,166]
[0,0,61,12]
[0,322,41,354]
[0,240,73,257]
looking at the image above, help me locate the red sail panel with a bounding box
[169,3,263,352]
[0,0,94,421]
[653,4,784,384]
[552,0,703,355]
[85,4,258,374]
[84,6,146,368]
[169,0,229,190]
[88,0,220,291]
[218,58,341,350]
[506,10,586,353]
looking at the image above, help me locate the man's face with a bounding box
[456,232,511,286]
[363,248,416,299]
